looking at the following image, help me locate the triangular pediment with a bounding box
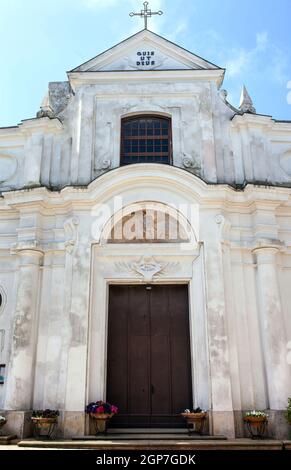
[70,29,222,73]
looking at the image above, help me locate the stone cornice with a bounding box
[0,117,63,140]
[68,69,225,91]
[19,117,63,136]
[231,113,291,134]
[2,165,290,211]
[231,113,274,130]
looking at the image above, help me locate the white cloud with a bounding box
[167,20,189,42]
[225,32,268,77]
[256,31,268,50]
[271,46,289,84]
[222,31,289,86]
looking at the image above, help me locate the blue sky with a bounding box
[0,0,290,127]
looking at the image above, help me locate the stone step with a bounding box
[108,428,190,434]
[18,439,286,451]
[72,434,227,441]
[0,435,18,445]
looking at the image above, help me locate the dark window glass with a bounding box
[121,116,172,165]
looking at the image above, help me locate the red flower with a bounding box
[96,406,104,413]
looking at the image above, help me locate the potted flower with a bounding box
[86,401,118,435]
[31,409,59,439]
[181,407,208,435]
[0,415,6,435]
[244,410,268,439]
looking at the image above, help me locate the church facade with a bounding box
[0,28,291,439]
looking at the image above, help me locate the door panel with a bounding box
[107,284,192,428]
[106,286,128,413]
[150,334,171,414]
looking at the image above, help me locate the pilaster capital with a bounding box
[10,241,44,265]
[252,238,284,254]
[252,239,284,265]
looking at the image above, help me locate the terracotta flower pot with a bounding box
[90,413,114,434]
[181,412,207,421]
[31,417,57,426]
[31,417,58,439]
[181,412,207,435]
[244,416,267,427]
[244,415,268,438]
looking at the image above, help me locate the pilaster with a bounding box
[4,249,43,410]
[253,242,291,409]
[201,212,235,438]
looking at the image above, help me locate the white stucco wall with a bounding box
[0,165,290,438]
[0,29,291,439]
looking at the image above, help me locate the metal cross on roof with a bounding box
[129,1,163,30]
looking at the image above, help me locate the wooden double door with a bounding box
[107,284,192,428]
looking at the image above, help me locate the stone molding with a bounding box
[64,217,79,254]
[115,255,179,282]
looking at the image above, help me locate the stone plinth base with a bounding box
[62,412,86,438]
[210,411,235,439]
[0,411,32,438]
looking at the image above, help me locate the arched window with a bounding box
[121,116,172,165]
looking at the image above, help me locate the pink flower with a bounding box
[111,406,118,414]
[96,406,104,413]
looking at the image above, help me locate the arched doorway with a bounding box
[87,164,210,433]
[105,203,193,427]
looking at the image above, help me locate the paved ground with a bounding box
[1,439,289,451]
[0,438,290,451]
[0,445,61,450]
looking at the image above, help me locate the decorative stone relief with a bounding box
[0,154,18,183]
[94,122,113,173]
[251,137,265,167]
[182,153,202,175]
[0,286,6,315]
[219,89,228,102]
[101,160,111,170]
[215,215,225,225]
[0,329,5,355]
[279,150,291,176]
[115,256,179,282]
[64,217,79,254]
[215,214,231,244]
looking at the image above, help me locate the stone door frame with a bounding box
[87,242,210,421]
